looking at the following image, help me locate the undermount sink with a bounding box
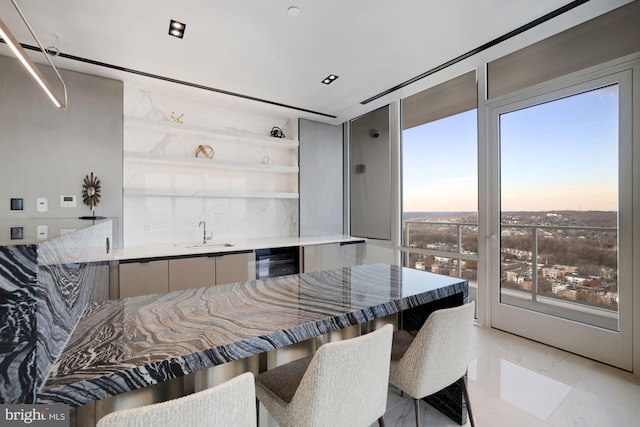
[182,242,234,249]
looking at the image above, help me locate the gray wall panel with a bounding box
[299,118,343,236]
[0,55,123,246]
[350,106,391,240]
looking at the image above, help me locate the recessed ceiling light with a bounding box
[288,6,301,16]
[168,19,186,38]
[322,74,338,85]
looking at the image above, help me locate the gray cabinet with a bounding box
[302,242,365,273]
[119,251,255,297]
[215,252,254,285]
[119,260,169,298]
[169,257,216,292]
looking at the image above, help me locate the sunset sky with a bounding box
[402,84,619,213]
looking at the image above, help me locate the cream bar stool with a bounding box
[389,301,476,427]
[96,372,256,427]
[255,324,393,427]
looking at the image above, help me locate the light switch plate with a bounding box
[37,197,48,212]
[37,225,48,239]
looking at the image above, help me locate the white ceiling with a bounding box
[0,0,630,124]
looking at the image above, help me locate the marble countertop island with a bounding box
[37,264,467,406]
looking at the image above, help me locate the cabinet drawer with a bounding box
[302,242,365,273]
[119,260,169,298]
[216,253,252,285]
[169,257,216,291]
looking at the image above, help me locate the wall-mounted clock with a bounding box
[82,172,101,210]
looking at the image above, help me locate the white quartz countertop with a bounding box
[112,235,365,261]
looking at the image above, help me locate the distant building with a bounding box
[557,289,578,300]
[505,271,519,283]
[565,273,589,285]
[552,283,567,294]
[541,264,577,279]
[605,292,619,304]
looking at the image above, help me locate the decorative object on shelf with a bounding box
[82,172,101,210]
[170,112,184,124]
[262,156,270,164]
[270,126,285,138]
[195,144,215,159]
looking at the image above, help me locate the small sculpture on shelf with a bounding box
[195,144,215,159]
[270,126,285,138]
[170,112,184,124]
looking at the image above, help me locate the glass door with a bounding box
[488,70,633,370]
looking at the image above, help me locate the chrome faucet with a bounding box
[198,221,212,244]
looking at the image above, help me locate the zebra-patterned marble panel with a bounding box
[0,221,112,404]
[35,221,113,395]
[0,244,38,404]
[38,264,467,406]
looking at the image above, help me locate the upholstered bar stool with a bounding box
[96,372,256,427]
[389,301,476,427]
[255,324,393,427]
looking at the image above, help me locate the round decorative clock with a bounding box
[82,172,101,210]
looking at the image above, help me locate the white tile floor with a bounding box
[377,325,640,427]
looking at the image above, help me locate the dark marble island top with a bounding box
[37,264,467,406]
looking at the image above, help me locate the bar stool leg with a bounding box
[378,416,386,427]
[414,398,421,427]
[459,377,475,427]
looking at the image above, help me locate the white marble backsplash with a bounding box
[125,197,298,244]
[123,86,299,246]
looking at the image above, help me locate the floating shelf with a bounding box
[124,188,299,199]
[124,116,299,203]
[124,151,299,173]
[124,116,299,148]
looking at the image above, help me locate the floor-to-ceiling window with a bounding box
[400,71,479,304]
[397,1,640,374]
[487,67,634,370]
[499,83,620,329]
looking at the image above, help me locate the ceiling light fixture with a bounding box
[322,74,338,85]
[0,1,67,109]
[168,19,186,38]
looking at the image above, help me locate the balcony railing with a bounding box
[402,219,619,330]
[401,220,479,300]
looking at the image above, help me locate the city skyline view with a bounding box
[402,84,619,213]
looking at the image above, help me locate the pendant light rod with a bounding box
[0,0,67,109]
